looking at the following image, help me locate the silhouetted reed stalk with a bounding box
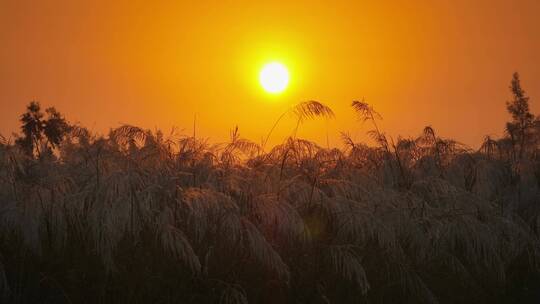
[262,101,334,152]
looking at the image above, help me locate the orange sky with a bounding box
[1,0,539,148]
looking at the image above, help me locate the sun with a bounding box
[259,62,289,94]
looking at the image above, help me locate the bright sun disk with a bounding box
[260,62,289,94]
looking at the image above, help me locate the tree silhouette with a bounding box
[15,101,71,157]
[16,101,44,156]
[506,72,534,160]
[43,107,71,148]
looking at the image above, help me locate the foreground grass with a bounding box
[1,74,540,303]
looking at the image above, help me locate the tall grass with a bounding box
[1,86,540,303]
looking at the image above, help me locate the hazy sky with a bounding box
[1,0,539,148]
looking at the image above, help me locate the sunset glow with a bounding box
[2,1,540,303]
[0,1,539,147]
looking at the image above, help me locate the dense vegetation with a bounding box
[1,73,539,303]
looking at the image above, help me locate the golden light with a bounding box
[259,62,289,94]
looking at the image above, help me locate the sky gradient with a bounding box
[1,0,539,148]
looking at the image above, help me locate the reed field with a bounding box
[1,74,539,303]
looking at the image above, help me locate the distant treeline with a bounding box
[0,73,539,303]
